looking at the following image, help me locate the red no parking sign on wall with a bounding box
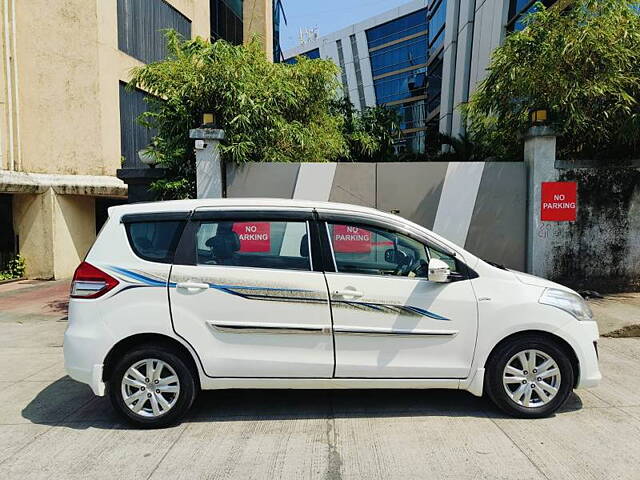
[541,182,577,221]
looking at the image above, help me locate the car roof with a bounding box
[109,198,387,218]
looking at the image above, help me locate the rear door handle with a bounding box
[334,289,364,298]
[176,282,209,290]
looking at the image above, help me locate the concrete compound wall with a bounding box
[532,164,640,292]
[226,161,527,270]
[524,130,640,292]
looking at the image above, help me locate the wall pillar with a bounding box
[12,189,96,279]
[524,125,558,276]
[190,128,225,199]
[243,0,274,61]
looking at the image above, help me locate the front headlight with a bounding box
[539,288,594,321]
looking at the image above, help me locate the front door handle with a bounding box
[334,288,364,298]
[176,281,210,290]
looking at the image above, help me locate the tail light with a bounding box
[70,262,119,299]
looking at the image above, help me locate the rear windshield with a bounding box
[125,221,185,264]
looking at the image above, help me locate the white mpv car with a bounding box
[64,199,601,427]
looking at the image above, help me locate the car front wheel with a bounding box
[485,335,574,418]
[108,345,197,428]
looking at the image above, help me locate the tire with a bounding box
[485,335,574,418]
[108,344,197,428]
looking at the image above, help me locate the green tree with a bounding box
[465,0,640,160]
[333,98,401,162]
[129,32,348,199]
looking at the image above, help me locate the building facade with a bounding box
[0,0,275,279]
[284,0,557,153]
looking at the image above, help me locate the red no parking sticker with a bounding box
[233,222,271,252]
[333,225,372,253]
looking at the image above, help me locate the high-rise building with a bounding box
[284,0,558,153]
[284,1,438,153]
[0,0,275,279]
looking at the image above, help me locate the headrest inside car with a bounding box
[206,224,240,260]
[300,234,309,257]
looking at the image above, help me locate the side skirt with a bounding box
[200,377,462,391]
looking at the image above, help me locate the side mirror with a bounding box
[428,258,451,283]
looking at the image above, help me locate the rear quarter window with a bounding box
[125,221,185,264]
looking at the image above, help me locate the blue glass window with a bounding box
[369,35,428,77]
[429,0,446,47]
[283,48,320,64]
[390,101,427,130]
[507,0,557,31]
[366,9,428,49]
[374,68,426,104]
[427,58,442,114]
[305,48,321,59]
[398,129,427,153]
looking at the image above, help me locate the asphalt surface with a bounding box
[1,280,640,479]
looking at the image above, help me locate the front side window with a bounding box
[427,245,467,279]
[196,220,311,271]
[327,223,429,278]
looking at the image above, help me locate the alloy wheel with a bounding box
[121,358,180,417]
[502,349,561,408]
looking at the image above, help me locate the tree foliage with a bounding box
[130,33,399,199]
[333,98,401,162]
[465,0,640,159]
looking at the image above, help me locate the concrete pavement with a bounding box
[0,280,640,479]
[588,292,640,337]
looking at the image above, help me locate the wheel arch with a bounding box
[484,330,580,388]
[102,333,201,389]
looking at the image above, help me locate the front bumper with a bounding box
[560,319,602,389]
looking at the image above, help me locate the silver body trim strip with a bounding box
[208,322,456,337]
[333,326,458,337]
[209,321,329,335]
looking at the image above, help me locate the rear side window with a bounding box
[196,220,311,271]
[125,221,185,264]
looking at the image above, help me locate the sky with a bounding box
[279,0,411,52]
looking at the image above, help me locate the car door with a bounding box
[168,209,334,378]
[321,218,479,378]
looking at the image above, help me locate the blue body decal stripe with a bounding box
[110,267,166,287]
[108,267,449,321]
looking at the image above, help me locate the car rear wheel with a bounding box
[485,335,574,418]
[108,345,197,428]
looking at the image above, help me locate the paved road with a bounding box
[1,280,639,479]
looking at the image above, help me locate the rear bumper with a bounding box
[63,300,113,397]
[65,362,105,396]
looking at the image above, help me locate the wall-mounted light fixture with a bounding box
[530,108,548,126]
[202,113,216,128]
